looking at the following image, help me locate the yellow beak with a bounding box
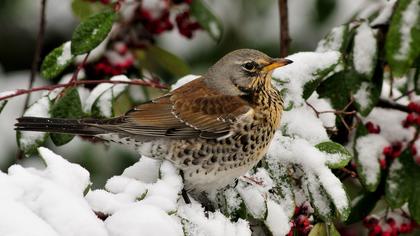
[262,58,293,73]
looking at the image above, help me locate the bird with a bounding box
[15,49,292,195]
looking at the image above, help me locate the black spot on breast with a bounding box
[183,158,191,165]
[211,155,217,163]
[183,149,192,155]
[192,159,201,165]
[240,135,249,146]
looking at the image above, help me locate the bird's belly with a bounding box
[169,126,275,193]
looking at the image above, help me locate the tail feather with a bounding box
[15,117,116,136]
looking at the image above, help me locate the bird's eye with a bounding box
[242,61,257,71]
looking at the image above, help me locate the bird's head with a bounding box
[205,49,292,95]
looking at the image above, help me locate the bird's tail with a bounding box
[15,116,122,136]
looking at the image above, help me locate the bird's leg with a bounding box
[179,170,191,204]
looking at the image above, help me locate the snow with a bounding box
[354,82,371,111]
[316,25,346,53]
[236,181,266,219]
[395,0,420,60]
[57,41,72,66]
[272,51,342,107]
[371,0,397,26]
[84,75,130,116]
[307,92,336,128]
[355,134,389,187]
[353,22,377,75]
[386,158,403,194]
[364,108,414,143]
[209,21,221,39]
[265,199,291,236]
[18,96,50,152]
[178,203,251,236]
[105,204,183,236]
[1,148,107,236]
[0,89,17,98]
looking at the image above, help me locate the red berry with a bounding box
[408,102,417,112]
[100,0,110,4]
[411,145,418,155]
[414,156,420,166]
[406,113,416,124]
[383,146,393,157]
[399,223,412,233]
[386,218,396,227]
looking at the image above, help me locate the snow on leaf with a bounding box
[18,96,51,155]
[386,0,420,77]
[87,75,130,117]
[272,51,343,107]
[264,199,291,236]
[352,22,377,78]
[355,134,389,192]
[370,0,397,26]
[236,181,267,220]
[179,202,251,236]
[71,11,116,55]
[385,153,410,208]
[105,204,183,236]
[316,24,347,53]
[315,141,352,169]
[41,41,74,80]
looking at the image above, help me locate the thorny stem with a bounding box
[0,79,168,102]
[278,0,290,57]
[22,0,47,114]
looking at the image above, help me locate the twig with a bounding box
[394,89,414,101]
[0,79,168,101]
[377,98,410,113]
[278,0,290,57]
[22,0,47,114]
[69,53,90,84]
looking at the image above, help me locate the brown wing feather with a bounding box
[119,78,252,139]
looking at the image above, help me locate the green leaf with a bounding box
[315,141,352,169]
[71,0,110,20]
[50,88,84,146]
[385,0,420,77]
[191,0,223,42]
[308,223,340,236]
[137,46,190,83]
[0,100,7,114]
[71,11,116,55]
[385,150,412,208]
[41,42,74,80]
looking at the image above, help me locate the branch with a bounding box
[377,98,410,113]
[278,0,291,57]
[0,79,168,101]
[23,0,47,113]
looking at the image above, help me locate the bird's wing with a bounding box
[120,78,253,139]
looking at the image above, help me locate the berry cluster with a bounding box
[136,0,201,37]
[402,102,420,128]
[410,142,420,166]
[366,121,381,134]
[381,142,402,169]
[91,42,134,77]
[175,10,201,38]
[363,214,417,236]
[287,205,313,236]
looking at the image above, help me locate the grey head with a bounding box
[204,49,292,95]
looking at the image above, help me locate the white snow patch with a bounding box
[307,92,336,128]
[57,41,72,66]
[0,89,17,98]
[272,51,342,106]
[178,202,251,236]
[395,0,420,60]
[105,204,183,236]
[236,182,266,219]
[365,108,415,143]
[354,82,371,111]
[353,22,377,75]
[209,21,221,39]
[316,25,346,53]
[371,0,397,26]
[265,199,291,236]
[19,96,50,151]
[355,134,389,187]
